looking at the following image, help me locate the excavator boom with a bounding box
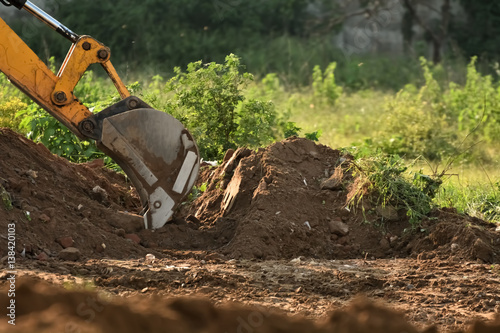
[0,1,200,229]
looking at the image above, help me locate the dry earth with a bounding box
[0,127,499,332]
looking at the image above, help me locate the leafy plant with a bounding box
[162,54,279,161]
[445,56,500,143]
[312,62,343,105]
[186,182,207,203]
[374,58,455,161]
[281,121,301,138]
[12,62,119,167]
[346,153,441,226]
[0,96,27,129]
[304,130,322,141]
[16,103,106,163]
[1,185,13,211]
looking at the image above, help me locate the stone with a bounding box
[58,247,81,261]
[473,238,493,263]
[143,241,158,248]
[328,219,349,236]
[108,212,144,233]
[125,233,141,245]
[91,185,108,203]
[95,243,105,253]
[114,228,126,237]
[379,237,390,251]
[451,243,459,253]
[37,252,49,261]
[39,213,51,223]
[376,205,399,221]
[57,236,74,249]
[320,167,343,190]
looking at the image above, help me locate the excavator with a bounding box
[0,1,200,229]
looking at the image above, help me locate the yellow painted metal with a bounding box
[0,17,91,137]
[102,60,130,99]
[53,36,130,105]
[0,18,130,139]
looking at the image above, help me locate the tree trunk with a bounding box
[432,39,441,63]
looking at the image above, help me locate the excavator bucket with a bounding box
[81,97,200,229]
[0,1,200,229]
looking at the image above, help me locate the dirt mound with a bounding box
[0,128,499,263]
[171,137,499,262]
[1,278,498,333]
[0,128,147,260]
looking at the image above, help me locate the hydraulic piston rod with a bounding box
[5,0,79,42]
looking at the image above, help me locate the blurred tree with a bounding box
[453,1,500,62]
[5,0,314,74]
[403,0,452,63]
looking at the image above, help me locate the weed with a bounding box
[185,182,208,203]
[346,153,441,227]
[0,185,12,211]
[312,62,342,106]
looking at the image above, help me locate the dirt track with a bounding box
[0,127,499,332]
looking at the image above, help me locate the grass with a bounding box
[431,164,500,224]
[287,89,388,149]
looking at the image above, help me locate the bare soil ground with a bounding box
[0,127,499,332]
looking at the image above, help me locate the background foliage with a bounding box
[1,0,499,224]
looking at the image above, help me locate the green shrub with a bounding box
[372,57,500,163]
[375,58,456,161]
[444,57,500,142]
[16,103,107,163]
[0,96,27,129]
[312,62,342,106]
[162,54,280,160]
[11,65,119,167]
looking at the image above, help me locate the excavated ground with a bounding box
[0,127,499,332]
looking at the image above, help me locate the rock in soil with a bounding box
[57,236,74,249]
[328,218,350,236]
[58,247,81,261]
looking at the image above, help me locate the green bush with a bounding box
[444,57,500,142]
[312,62,342,106]
[0,96,27,130]
[16,103,108,163]
[372,57,500,163]
[375,58,456,161]
[161,54,280,161]
[10,62,119,166]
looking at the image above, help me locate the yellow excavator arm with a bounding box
[0,0,200,229]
